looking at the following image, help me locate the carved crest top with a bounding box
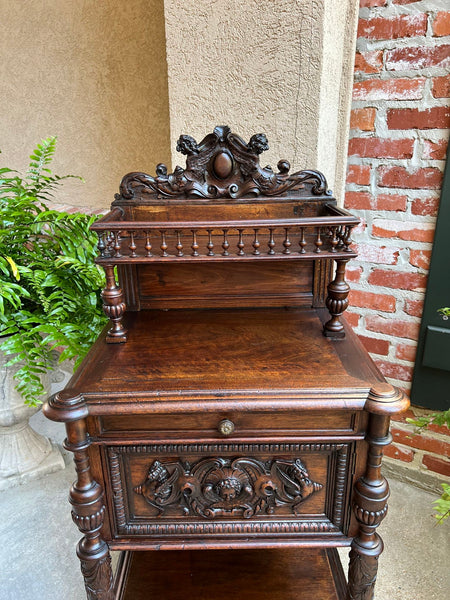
[117,126,330,201]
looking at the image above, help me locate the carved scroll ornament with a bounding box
[134,456,323,519]
[118,126,330,200]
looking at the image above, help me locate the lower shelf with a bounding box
[114,547,348,600]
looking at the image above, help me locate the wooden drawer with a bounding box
[95,410,364,441]
[104,440,356,545]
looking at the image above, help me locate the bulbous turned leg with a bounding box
[347,413,391,600]
[324,259,350,338]
[66,419,114,600]
[101,265,127,343]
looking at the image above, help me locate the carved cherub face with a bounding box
[176,135,199,155]
[214,477,242,501]
[248,133,269,155]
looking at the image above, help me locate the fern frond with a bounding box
[27,137,57,180]
[1,138,107,405]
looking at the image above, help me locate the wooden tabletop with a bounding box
[67,308,382,406]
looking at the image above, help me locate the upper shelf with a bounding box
[91,126,359,264]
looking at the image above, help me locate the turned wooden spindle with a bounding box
[176,230,184,257]
[113,232,121,258]
[145,231,152,257]
[101,265,127,343]
[323,259,350,338]
[252,229,260,255]
[160,231,168,257]
[67,417,114,600]
[191,230,199,256]
[299,227,306,254]
[97,233,106,258]
[237,229,245,256]
[207,229,215,256]
[314,227,323,253]
[330,227,338,253]
[336,226,345,250]
[222,229,230,256]
[129,231,137,258]
[106,232,115,256]
[283,228,291,254]
[268,228,275,255]
[344,225,353,253]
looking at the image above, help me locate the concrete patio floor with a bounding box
[0,413,448,600]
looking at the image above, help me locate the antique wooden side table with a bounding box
[44,127,408,600]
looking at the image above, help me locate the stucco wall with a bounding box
[0,0,170,210]
[164,0,359,203]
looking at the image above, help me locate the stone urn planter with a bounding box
[0,353,65,491]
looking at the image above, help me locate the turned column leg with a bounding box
[101,265,127,343]
[65,419,114,600]
[323,259,350,338]
[347,413,391,600]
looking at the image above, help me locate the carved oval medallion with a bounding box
[213,151,233,179]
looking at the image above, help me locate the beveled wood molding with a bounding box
[83,391,371,416]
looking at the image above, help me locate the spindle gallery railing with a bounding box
[91,204,359,344]
[91,208,359,264]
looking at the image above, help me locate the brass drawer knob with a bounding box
[218,419,235,436]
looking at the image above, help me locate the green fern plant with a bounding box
[0,138,106,405]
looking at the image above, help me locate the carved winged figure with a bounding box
[117,126,329,200]
[134,460,183,515]
[272,458,323,514]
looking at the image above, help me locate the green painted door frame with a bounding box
[411,146,450,410]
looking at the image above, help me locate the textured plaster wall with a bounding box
[0,0,170,210]
[319,0,360,200]
[164,0,359,202]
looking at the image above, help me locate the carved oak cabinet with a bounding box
[44,127,408,600]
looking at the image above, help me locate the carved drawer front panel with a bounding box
[106,442,355,540]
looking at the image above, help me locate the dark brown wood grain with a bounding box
[135,261,314,309]
[62,308,378,401]
[98,410,361,437]
[43,128,410,600]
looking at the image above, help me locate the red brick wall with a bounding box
[345,1,450,485]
